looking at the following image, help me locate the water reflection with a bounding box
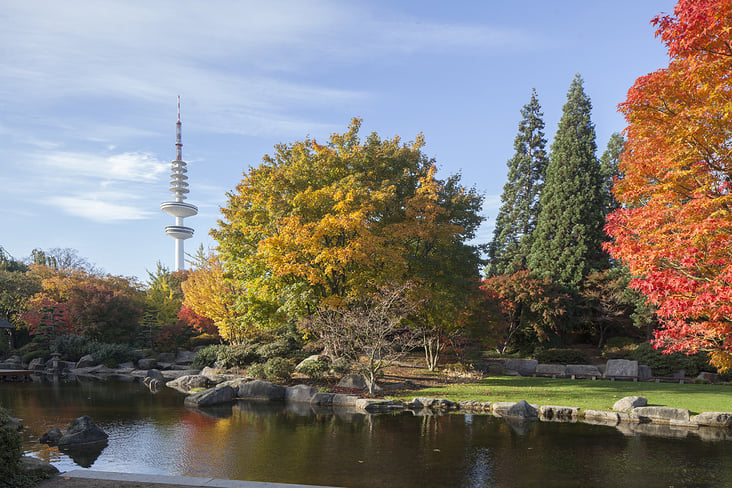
[0,378,730,488]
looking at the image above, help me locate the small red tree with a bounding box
[480,271,570,353]
[605,0,732,371]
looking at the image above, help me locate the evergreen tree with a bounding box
[487,89,549,275]
[527,74,608,289]
[599,132,624,215]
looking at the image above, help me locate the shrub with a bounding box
[263,357,293,383]
[298,358,330,379]
[605,336,638,349]
[0,407,22,479]
[534,348,590,365]
[247,362,266,379]
[21,349,50,364]
[87,342,142,368]
[217,343,260,369]
[191,344,224,369]
[53,334,90,361]
[630,343,711,376]
[330,357,351,376]
[256,332,301,360]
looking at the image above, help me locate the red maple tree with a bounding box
[605,0,732,371]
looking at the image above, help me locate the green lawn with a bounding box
[391,376,732,415]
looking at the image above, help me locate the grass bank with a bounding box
[390,376,732,415]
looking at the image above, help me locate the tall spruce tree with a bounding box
[487,89,549,276]
[527,74,608,289]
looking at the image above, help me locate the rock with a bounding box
[7,416,23,431]
[237,380,286,401]
[19,456,59,476]
[638,365,653,380]
[146,369,165,381]
[613,396,647,412]
[40,427,63,445]
[311,393,335,407]
[633,406,691,424]
[691,412,732,428]
[176,350,195,364]
[184,384,236,408]
[157,352,176,363]
[535,364,566,377]
[411,397,459,410]
[296,354,330,371]
[75,354,96,369]
[137,358,158,370]
[458,400,493,412]
[505,359,538,376]
[338,374,369,390]
[28,358,46,370]
[582,409,620,425]
[118,362,134,370]
[566,364,601,378]
[539,405,579,422]
[331,394,360,407]
[286,384,318,403]
[605,359,638,378]
[166,375,212,393]
[696,372,717,383]
[58,416,108,447]
[505,400,538,419]
[354,399,403,413]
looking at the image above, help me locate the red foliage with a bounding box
[606,0,732,371]
[177,305,218,335]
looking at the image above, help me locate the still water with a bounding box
[1,377,730,488]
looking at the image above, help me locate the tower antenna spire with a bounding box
[176,95,182,162]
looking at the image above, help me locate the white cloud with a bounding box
[48,196,155,222]
[35,151,167,182]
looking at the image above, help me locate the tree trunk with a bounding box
[423,333,442,371]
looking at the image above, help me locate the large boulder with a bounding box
[505,359,538,376]
[237,380,286,401]
[166,375,212,393]
[582,409,621,425]
[505,400,538,419]
[146,369,165,381]
[633,406,691,424]
[176,350,196,364]
[28,358,46,370]
[286,385,318,403]
[137,358,157,370]
[605,359,639,378]
[613,396,647,412]
[691,412,732,428]
[157,352,176,363]
[411,397,459,410]
[40,427,63,446]
[184,384,236,408]
[19,456,59,476]
[566,364,602,378]
[57,416,108,447]
[539,405,579,422]
[338,374,369,390]
[535,364,566,377]
[75,354,96,369]
[295,354,330,371]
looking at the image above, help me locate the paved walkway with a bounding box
[42,470,342,488]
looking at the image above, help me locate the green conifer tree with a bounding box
[487,89,549,276]
[599,132,625,215]
[527,74,608,289]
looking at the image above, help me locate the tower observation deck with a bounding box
[160,97,197,271]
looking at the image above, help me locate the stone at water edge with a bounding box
[613,396,647,412]
[40,427,63,446]
[57,416,108,447]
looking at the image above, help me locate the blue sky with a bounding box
[0,0,675,283]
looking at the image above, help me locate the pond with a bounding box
[1,377,730,488]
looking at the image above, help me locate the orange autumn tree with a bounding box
[605,0,732,371]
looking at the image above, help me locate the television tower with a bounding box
[160,97,197,271]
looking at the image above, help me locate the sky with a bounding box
[0,0,676,283]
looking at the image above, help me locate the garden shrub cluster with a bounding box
[0,407,22,479]
[298,358,330,379]
[629,343,711,377]
[534,348,590,365]
[191,332,303,376]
